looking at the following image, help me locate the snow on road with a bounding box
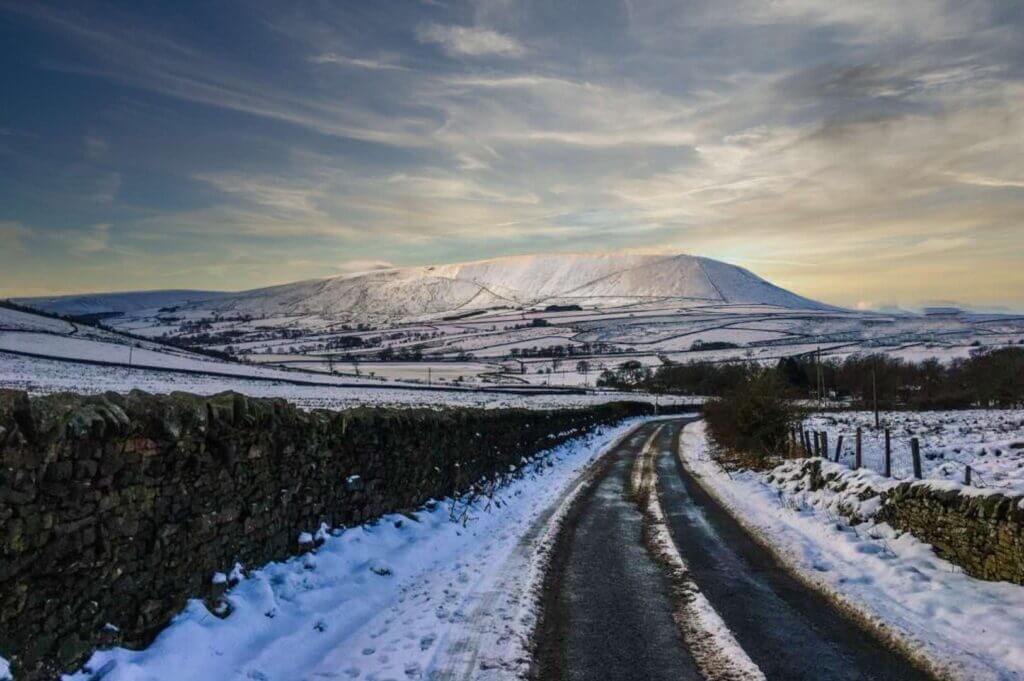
[65,419,650,681]
[679,421,1024,681]
[631,427,765,680]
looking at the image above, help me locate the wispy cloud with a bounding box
[416,23,524,57]
[309,53,409,71]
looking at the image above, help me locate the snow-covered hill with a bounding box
[16,289,229,316]
[16,254,832,321]
[182,254,834,320]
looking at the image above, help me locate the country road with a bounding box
[535,418,934,681]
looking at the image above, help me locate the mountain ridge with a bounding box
[17,253,836,319]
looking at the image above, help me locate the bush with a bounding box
[704,369,801,469]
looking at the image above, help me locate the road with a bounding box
[535,418,934,681]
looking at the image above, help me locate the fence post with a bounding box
[821,431,828,459]
[813,431,820,457]
[911,438,922,479]
[884,428,891,477]
[964,465,972,486]
[834,435,844,463]
[855,427,862,469]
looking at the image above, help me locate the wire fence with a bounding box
[791,424,983,487]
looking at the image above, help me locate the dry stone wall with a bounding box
[0,389,668,679]
[767,457,1024,585]
[878,482,1024,584]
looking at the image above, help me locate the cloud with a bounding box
[66,223,112,256]
[332,259,396,275]
[0,221,32,254]
[309,53,409,71]
[416,23,524,57]
[83,134,109,159]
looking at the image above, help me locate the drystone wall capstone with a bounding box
[0,389,674,679]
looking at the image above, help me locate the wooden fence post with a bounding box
[964,465,972,486]
[884,428,891,477]
[813,431,821,457]
[855,427,862,469]
[834,435,844,463]
[821,432,829,460]
[911,438,922,479]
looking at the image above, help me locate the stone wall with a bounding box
[0,389,669,679]
[766,456,1024,585]
[878,482,1024,584]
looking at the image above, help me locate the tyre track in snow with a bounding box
[533,421,706,681]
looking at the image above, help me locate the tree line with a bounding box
[598,347,1024,409]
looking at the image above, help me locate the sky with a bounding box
[0,0,1022,310]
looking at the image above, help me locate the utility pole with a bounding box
[872,365,880,429]
[816,347,823,407]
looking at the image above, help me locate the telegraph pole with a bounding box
[872,365,880,429]
[816,347,823,407]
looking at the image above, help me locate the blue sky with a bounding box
[1,0,1022,309]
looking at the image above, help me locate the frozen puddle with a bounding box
[66,419,649,681]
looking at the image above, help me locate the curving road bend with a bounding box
[535,418,934,681]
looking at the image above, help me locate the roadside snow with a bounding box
[679,421,1024,681]
[64,418,651,681]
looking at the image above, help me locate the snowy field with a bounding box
[0,352,693,411]
[805,410,1024,493]
[680,421,1024,681]
[61,418,651,681]
[17,253,1024,392]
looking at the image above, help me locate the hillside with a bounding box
[18,254,831,322]
[197,253,834,319]
[16,289,229,316]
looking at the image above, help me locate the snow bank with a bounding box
[679,421,1024,681]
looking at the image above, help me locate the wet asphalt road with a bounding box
[536,421,703,681]
[537,418,934,681]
